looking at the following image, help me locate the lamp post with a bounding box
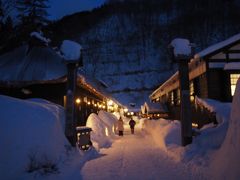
[169,38,194,146]
[61,40,83,146]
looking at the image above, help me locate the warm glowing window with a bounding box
[170,91,174,105]
[230,74,240,96]
[176,89,180,105]
[189,81,195,102]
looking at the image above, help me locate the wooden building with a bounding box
[0,44,122,126]
[140,101,168,119]
[150,33,240,127]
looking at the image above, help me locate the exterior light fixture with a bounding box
[107,100,113,106]
[75,98,81,104]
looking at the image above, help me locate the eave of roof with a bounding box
[150,33,240,99]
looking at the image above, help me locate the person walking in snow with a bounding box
[117,117,124,136]
[129,118,136,134]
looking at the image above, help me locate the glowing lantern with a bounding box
[75,98,81,104]
[192,123,198,128]
[107,100,113,106]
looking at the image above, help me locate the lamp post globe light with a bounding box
[169,38,194,146]
[61,40,83,146]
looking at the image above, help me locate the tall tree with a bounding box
[16,0,49,39]
[0,0,4,29]
[0,0,15,54]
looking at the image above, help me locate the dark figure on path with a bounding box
[129,118,136,134]
[117,117,124,136]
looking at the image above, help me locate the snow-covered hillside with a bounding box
[78,13,174,107]
[64,0,240,108]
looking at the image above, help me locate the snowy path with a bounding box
[81,125,205,180]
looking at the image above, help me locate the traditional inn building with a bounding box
[141,100,168,119]
[0,43,122,126]
[150,33,240,128]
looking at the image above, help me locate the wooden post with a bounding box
[178,59,192,146]
[65,62,77,146]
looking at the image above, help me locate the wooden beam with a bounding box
[208,58,240,62]
[224,50,240,53]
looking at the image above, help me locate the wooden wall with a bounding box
[0,82,107,126]
[198,73,208,98]
[0,82,66,105]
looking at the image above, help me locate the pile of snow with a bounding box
[195,96,231,124]
[143,98,231,164]
[195,96,218,113]
[143,119,181,152]
[98,110,118,136]
[60,40,82,61]
[112,111,121,120]
[211,79,240,179]
[0,95,70,179]
[86,113,112,150]
[139,118,148,129]
[170,38,192,58]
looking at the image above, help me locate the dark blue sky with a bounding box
[48,0,106,20]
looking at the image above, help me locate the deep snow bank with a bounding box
[86,113,112,149]
[142,98,231,164]
[0,95,70,179]
[142,119,181,151]
[211,79,240,180]
[98,110,118,136]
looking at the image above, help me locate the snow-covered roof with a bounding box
[78,71,123,107]
[144,101,168,113]
[151,33,240,100]
[150,71,179,100]
[30,31,51,45]
[170,38,192,58]
[0,45,121,107]
[0,45,66,84]
[196,33,240,58]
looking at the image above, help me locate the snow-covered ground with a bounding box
[1,79,240,179]
[81,125,206,180]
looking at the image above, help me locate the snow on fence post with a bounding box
[61,40,82,146]
[169,38,194,146]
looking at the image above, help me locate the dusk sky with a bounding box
[48,0,106,20]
